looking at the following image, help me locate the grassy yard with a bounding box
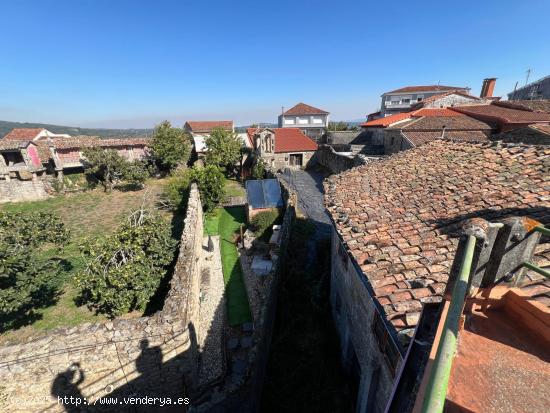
[205,206,252,326]
[0,178,176,343]
[223,177,246,200]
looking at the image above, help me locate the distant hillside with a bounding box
[0,120,153,139]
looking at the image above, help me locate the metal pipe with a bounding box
[421,234,477,413]
[533,225,550,237]
[522,261,550,279]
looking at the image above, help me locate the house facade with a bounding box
[184,120,234,157]
[380,85,470,117]
[247,127,317,170]
[278,103,329,141]
[508,74,550,100]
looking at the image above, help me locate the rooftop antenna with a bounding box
[512,81,518,100]
[525,69,531,86]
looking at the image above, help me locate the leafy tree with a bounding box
[150,121,192,172]
[251,158,266,180]
[328,121,350,131]
[0,211,69,330]
[75,209,176,317]
[204,127,242,173]
[83,148,149,191]
[162,170,191,211]
[190,165,225,212]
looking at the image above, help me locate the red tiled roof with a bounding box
[361,112,413,127]
[0,140,32,150]
[531,124,550,135]
[50,136,150,149]
[184,121,233,133]
[3,128,44,141]
[385,85,468,94]
[325,141,550,334]
[493,100,550,114]
[451,104,550,124]
[361,108,462,127]
[247,128,318,153]
[282,103,329,116]
[394,115,493,131]
[402,130,491,146]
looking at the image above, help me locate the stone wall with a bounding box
[262,151,316,171]
[0,178,49,203]
[315,144,355,174]
[330,227,400,413]
[384,129,414,154]
[0,184,204,412]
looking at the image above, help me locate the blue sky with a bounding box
[1,0,549,128]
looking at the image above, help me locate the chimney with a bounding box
[480,78,497,98]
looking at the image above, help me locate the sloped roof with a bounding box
[452,104,550,124]
[361,108,467,128]
[245,179,283,210]
[282,103,329,116]
[402,130,491,146]
[324,140,549,335]
[50,136,150,149]
[531,124,550,136]
[494,100,550,114]
[184,121,233,133]
[247,128,318,153]
[394,115,493,131]
[3,128,44,141]
[0,140,32,150]
[385,85,468,94]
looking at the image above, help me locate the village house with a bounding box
[378,84,471,118]
[184,120,234,158]
[246,127,318,170]
[278,103,329,141]
[324,140,549,412]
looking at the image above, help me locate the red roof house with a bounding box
[184,121,234,134]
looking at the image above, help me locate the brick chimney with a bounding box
[480,78,497,98]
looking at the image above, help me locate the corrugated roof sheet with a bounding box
[246,179,283,209]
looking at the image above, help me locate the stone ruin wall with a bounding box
[0,178,49,203]
[0,184,204,412]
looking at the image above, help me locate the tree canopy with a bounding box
[150,121,192,172]
[204,127,243,173]
[0,211,69,330]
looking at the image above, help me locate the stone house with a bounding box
[278,103,329,141]
[246,127,318,170]
[324,140,549,412]
[184,120,235,158]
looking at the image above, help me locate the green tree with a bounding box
[204,127,242,173]
[0,211,69,330]
[150,121,192,172]
[190,165,224,212]
[75,209,176,317]
[328,121,350,131]
[162,170,191,211]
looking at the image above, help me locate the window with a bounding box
[284,118,295,125]
[312,116,323,124]
[417,95,424,102]
[372,312,400,374]
[401,99,410,104]
[298,117,309,125]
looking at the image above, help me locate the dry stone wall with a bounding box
[0,178,49,203]
[0,184,204,412]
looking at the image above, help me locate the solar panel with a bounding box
[246,179,283,209]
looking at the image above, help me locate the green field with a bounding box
[0,179,176,343]
[205,206,252,326]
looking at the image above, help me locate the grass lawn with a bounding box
[205,206,252,326]
[223,177,246,200]
[0,178,175,343]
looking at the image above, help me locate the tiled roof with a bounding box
[415,90,481,105]
[361,112,413,127]
[362,108,471,128]
[35,141,52,163]
[452,104,550,124]
[385,85,468,94]
[402,130,491,146]
[325,141,550,335]
[282,103,329,116]
[531,124,550,136]
[494,100,550,114]
[394,115,493,131]
[3,128,44,141]
[247,128,318,153]
[50,136,150,149]
[184,121,233,133]
[0,140,32,150]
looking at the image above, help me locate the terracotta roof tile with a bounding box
[402,131,491,146]
[452,104,550,124]
[282,103,329,115]
[361,112,413,127]
[3,128,44,141]
[325,141,550,333]
[184,121,233,133]
[247,128,318,153]
[0,140,32,150]
[494,100,550,114]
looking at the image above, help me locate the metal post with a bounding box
[421,234,477,413]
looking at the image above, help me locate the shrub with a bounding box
[251,158,266,180]
[150,121,192,172]
[0,211,69,330]
[190,165,225,212]
[75,209,176,317]
[250,209,282,241]
[162,170,191,211]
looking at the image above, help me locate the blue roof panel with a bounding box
[246,179,283,209]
